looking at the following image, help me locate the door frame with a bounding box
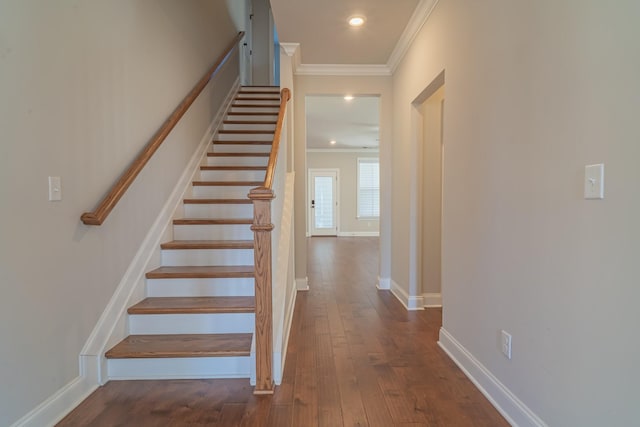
[307,168,340,236]
[408,70,445,310]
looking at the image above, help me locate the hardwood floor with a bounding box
[57,237,509,426]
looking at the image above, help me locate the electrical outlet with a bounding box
[501,330,512,360]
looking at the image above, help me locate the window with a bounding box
[357,158,380,218]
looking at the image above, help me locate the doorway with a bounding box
[308,169,339,236]
[409,71,445,310]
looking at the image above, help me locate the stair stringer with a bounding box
[79,78,240,386]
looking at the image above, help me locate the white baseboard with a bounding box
[438,328,548,427]
[79,79,240,387]
[377,276,391,290]
[423,292,442,308]
[337,231,380,237]
[296,277,309,291]
[10,377,97,427]
[390,280,425,311]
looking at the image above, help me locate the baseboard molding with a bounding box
[296,277,309,291]
[377,276,391,290]
[423,292,442,308]
[10,377,97,427]
[438,328,548,427]
[79,79,240,386]
[390,280,425,311]
[337,231,380,237]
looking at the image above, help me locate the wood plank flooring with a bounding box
[57,237,509,427]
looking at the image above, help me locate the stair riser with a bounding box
[233,99,280,106]
[161,249,254,266]
[222,123,276,132]
[191,186,256,199]
[236,92,280,99]
[206,156,268,167]
[146,277,255,297]
[129,313,254,334]
[173,223,253,240]
[215,133,273,142]
[199,170,265,181]
[183,203,253,218]
[230,106,279,113]
[225,114,278,122]
[108,356,250,380]
[212,144,272,153]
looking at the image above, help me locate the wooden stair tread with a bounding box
[218,130,275,134]
[146,265,254,279]
[234,96,280,100]
[207,152,270,157]
[232,104,279,108]
[192,181,263,186]
[226,112,278,116]
[173,218,252,225]
[105,333,252,359]
[213,142,273,145]
[223,120,277,125]
[200,166,266,171]
[161,240,254,250]
[183,198,252,204]
[128,296,255,314]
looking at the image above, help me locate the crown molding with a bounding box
[295,63,391,76]
[279,42,299,57]
[282,0,438,77]
[387,0,439,73]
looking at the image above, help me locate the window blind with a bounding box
[357,158,380,218]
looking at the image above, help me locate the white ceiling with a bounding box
[306,96,379,150]
[270,0,420,65]
[270,0,436,151]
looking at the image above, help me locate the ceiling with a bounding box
[269,0,435,151]
[306,96,379,150]
[270,0,421,65]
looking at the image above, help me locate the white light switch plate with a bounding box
[584,164,604,199]
[48,176,62,201]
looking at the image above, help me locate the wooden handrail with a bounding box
[81,31,245,225]
[262,88,291,190]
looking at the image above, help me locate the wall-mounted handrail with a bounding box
[81,31,245,226]
[249,87,291,394]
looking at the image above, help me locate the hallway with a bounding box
[58,237,508,426]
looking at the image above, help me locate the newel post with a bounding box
[249,187,275,394]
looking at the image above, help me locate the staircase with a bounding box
[105,86,281,380]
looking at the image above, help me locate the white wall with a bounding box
[307,151,380,235]
[392,0,640,425]
[0,2,237,425]
[292,75,393,287]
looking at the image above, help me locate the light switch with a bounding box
[48,176,62,201]
[584,164,604,199]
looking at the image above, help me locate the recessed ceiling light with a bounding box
[344,95,354,101]
[330,140,337,145]
[348,16,365,27]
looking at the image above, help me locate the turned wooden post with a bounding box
[249,187,275,394]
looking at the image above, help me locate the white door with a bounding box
[242,0,253,86]
[309,170,338,236]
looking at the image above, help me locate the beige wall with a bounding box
[292,75,393,285]
[307,151,380,235]
[420,86,444,295]
[0,2,236,424]
[392,0,640,425]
